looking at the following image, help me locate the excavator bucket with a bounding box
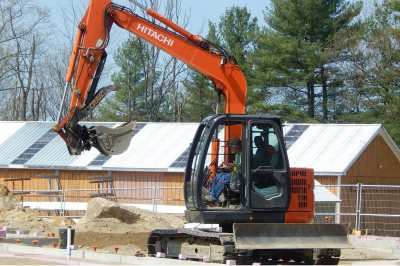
[233,223,350,250]
[92,121,136,155]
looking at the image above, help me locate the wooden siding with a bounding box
[342,176,400,185]
[315,176,339,196]
[0,133,398,218]
[162,173,184,205]
[112,171,184,205]
[315,137,400,237]
[0,169,183,189]
[0,169,185,205]
[315,176,338,186]
[347,135,400,179]
[315,135,400,187]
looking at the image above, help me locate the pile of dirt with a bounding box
[74,231,151,255]
[0,192,184,253]
[75,197,184,234]
[0,184,52,233]
[0,184,20,210]
[72,198,185,255]
[0,208,52,233]
[50,216,76,228]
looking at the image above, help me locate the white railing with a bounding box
[12,187,185,217]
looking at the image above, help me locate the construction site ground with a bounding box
[0,185,399,265]
[0,243,399,265]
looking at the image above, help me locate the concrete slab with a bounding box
[120,254,219,265]
[0,243,219,265]
[84,251,121,263]
[351,260,400,265]
[349,235,400,259]
[9,234,399,265]
[0,244,85,259]
[0,250,119,265]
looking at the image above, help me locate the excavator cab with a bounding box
[171,114,349,264]
[184,114,291,226]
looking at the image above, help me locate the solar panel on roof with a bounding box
[11,129,57,165]
[90,154,110,166]
[170,146,190,168]
[132,123,146,135]
[284,125,309,149]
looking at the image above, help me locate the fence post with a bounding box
[336,175,342,224]
[153,186,157,214]
[358,183,363,231]
[61,189,66,216]
[355,183,363,231]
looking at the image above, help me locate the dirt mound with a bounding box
[86,197,140,224]
[50,217,76,227]
[74,232,150,255]
[75,198,184,234]
[0,208,52,233]
[0,184,20,210]
[0,184,52,233]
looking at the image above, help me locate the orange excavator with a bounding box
[54,0,349,264]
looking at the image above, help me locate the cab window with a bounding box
[250,123,285,199]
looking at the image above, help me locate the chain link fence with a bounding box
[315,184,400,237]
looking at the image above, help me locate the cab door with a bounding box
[247,120,290,210]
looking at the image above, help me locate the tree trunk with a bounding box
[321,66,328,122]
[307,80,315,118]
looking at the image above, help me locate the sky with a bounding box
[35,0,374,85]
[36,0,269,83]
[39,0,269,34]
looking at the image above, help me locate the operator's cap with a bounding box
[228,137,241,146]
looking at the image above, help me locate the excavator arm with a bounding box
[54,0,247,155]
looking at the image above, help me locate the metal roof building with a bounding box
[0,121,398,220]
[0,121,398,176]
[283,124,400,176]
[0,121,198,172]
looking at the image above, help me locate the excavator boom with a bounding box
[53,0,247,155]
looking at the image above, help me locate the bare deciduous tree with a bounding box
[0,0,49,121]
[136,0,189,121]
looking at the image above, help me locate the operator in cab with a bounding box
[204,137,242,205]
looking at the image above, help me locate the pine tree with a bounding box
[211,6,259,77]
[98,37,146,122]
[181,70,216,122]
[208,6,260,107]
[180,24,219,122]
[340,0,400,145]
[252,0,362,121]
[182,8,259,121]
[98,0,188,122]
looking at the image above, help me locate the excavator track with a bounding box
[147,228,237,263]
[147,228,341,265]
